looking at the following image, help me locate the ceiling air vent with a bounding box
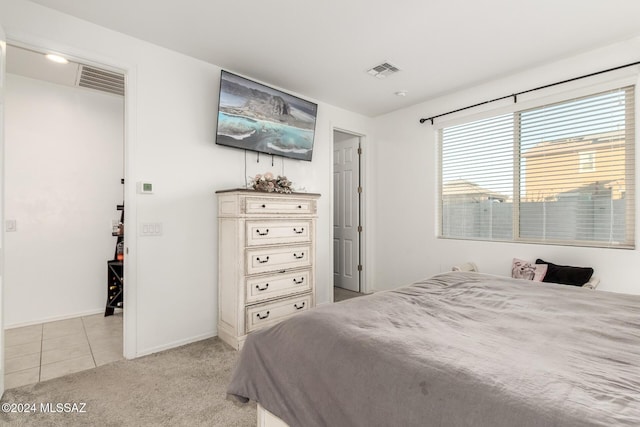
[77,65,125,96]
[366,61,401,79]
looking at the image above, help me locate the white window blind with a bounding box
[439,86,635,248]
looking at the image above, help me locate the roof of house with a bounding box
[522,131,625,158]
[442,179,510,201]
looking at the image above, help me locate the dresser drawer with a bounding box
[246,220,311,246]
[246,293,312,333]
[245,197,316,215]
[246,270,311,304]
[246,245,311,275]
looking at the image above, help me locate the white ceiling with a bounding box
[7,44,81,86]
[7,44,126,96]
[27,0,640,117]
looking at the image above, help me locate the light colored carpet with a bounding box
[0,337,255,426]
[334,287,365,302]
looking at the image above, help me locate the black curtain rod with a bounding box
[419,60,640,125]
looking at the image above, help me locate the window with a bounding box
[439,86,635,248]
[578,151,596,173]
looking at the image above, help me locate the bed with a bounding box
[227,271,640,426]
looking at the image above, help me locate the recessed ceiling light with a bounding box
[45,54,69,64]
[395,90,408,97]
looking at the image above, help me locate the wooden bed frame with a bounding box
[257,404,289,427]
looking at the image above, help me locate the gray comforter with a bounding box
[227,272,640,426]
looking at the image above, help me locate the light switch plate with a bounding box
[5,220,16,232]
[140,222,162,236]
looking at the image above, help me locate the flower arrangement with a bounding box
[249,172,294,194]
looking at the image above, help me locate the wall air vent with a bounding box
[366,61,401,79]
[77,65,125,96]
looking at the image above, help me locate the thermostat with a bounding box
[137,181,154,194]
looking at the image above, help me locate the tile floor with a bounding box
[4,312,123,390]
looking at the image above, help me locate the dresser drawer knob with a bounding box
[256,283,269,291]
[256,256,270,264]
[293,277,304,284]
[297,205,302,209]
[294,302,306,310]
[256,229,269,236]
[261,204,266,208]
[293,227,304,234]
[256,311,270,320]
[293,252,304,259]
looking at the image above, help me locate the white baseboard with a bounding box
[135,330,217,358]
[5,308,106,329]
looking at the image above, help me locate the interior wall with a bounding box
[372,36,640,295]
[0,0,373,355]
[4,73,124,327]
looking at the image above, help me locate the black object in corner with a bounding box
[105,180,124,316]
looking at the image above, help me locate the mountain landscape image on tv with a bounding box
[215,70,318,161]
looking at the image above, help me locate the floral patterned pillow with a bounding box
[512,258,548,282]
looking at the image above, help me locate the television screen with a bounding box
[215,70,318,161]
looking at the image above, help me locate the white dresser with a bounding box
[216,189,320,349]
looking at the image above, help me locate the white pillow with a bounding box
[512,258,547,282]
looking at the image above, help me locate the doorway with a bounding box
[333,130,363,296]
[3,44,126,389]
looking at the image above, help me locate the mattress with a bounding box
[227,272,640,426]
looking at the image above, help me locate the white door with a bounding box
[0,22,6,397]
[333,132,360,292]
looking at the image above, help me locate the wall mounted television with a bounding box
[215,70,318,162]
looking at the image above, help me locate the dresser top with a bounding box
[216,188,321,197]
